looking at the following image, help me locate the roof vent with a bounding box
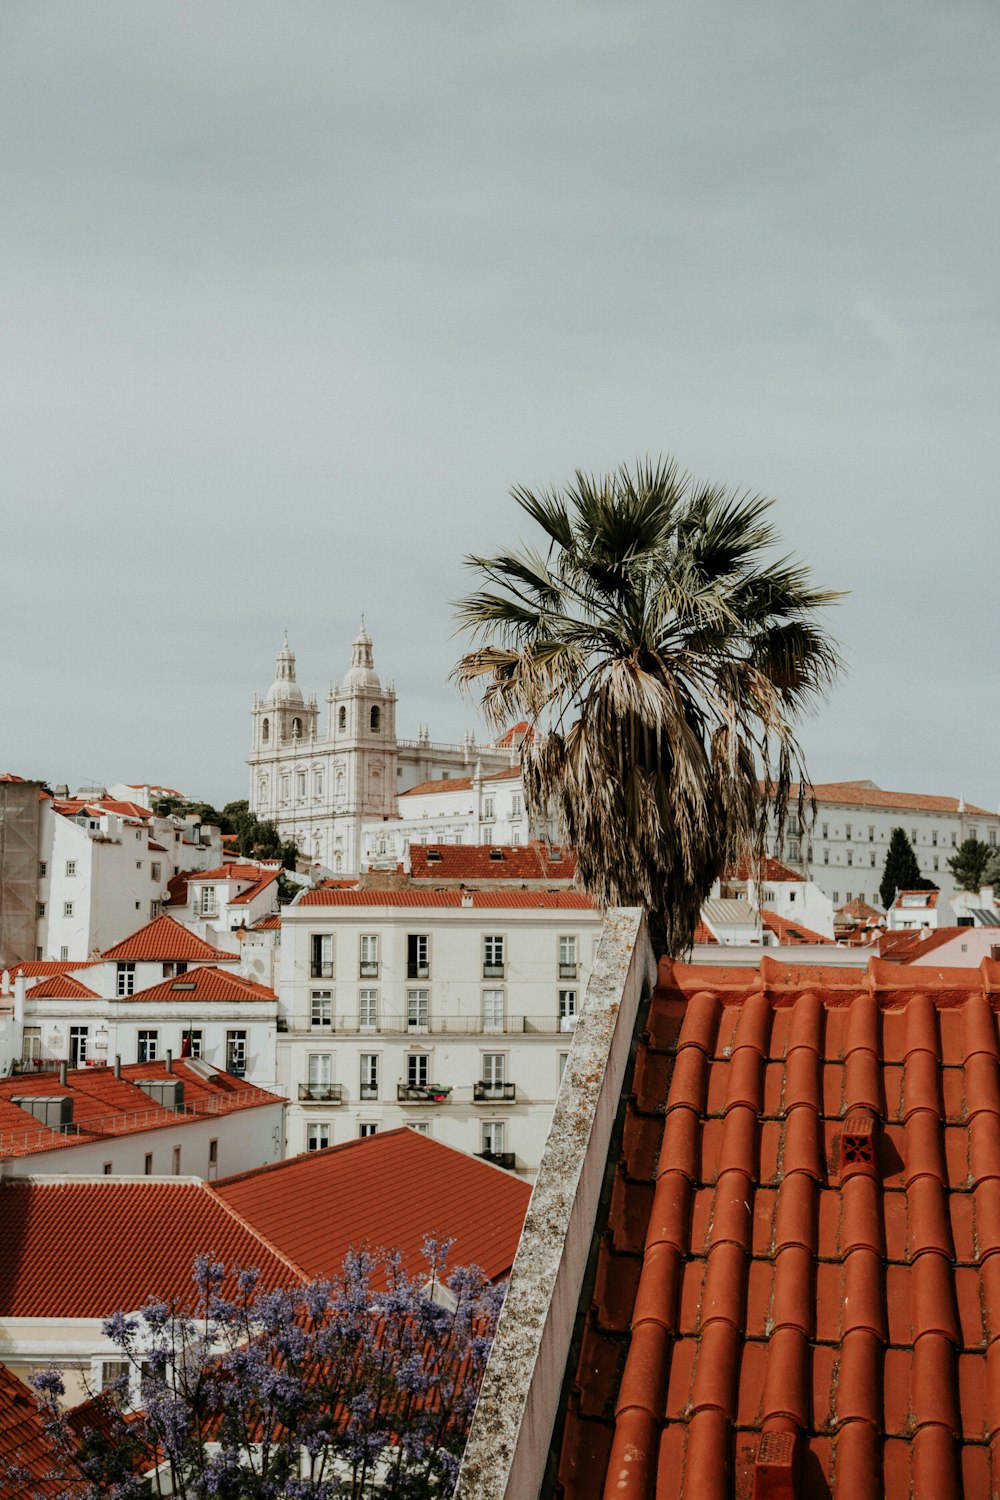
[11,1095,73,1132]
[171,981,197,991]
[136,1079,185,1111]
[840,1112,877,1178]
[752,1430,796,1499]
[426,850,442,863]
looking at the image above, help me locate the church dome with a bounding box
[342,619,381,692]
[265,635,305,708]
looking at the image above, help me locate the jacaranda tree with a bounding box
[454,459,841,955]
[11,1241,503,1500]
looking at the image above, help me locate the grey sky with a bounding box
[2,2,997,809]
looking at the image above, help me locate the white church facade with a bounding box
[248,626,516,873]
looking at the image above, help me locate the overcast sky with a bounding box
[2,2,997,810]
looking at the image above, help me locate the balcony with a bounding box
[360,962,379,978]
[475,1150,516,1170]
[482,964,505,980]
[397,1083,452,1104]
[474,1082,516,1103]
[298,1083,344,1104]
[558,963,578,980]
[319,1014,568,1037]
[406,964,429,980]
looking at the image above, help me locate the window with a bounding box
[482,990,505,1033]
[823,849,829,865]
[208,1138,218,1169]
[36,901,45,918]
[182,1029,202,1059]
[970,827,978,843]
[21,1026,41,1063]
[951,832,957,847]
[38,861,46,878]
[407,1054,429,1089]
[407,934,429,978]
[482,826,494,844]
[311,933,334,978]
[482,1053,506,1090]
[310,991,332,1028]
[844,825,852,842]
[833,891,840,904]
[868,827,875,842]
[144,1152,154,1175]
[307,1053,333,1097]
[63,901,74,918]
[846,891,853,903]
[788,840,800,862]
[138,1030,158,1063]
[912,829,919,844]
[559,935,578,978]
[482,1120,506,1156]
[65,860,76,877]
[360,1053,379,1099]
[558,1052,570,1083]
[559,990,577,1026]
[198,885,217,917]
[511,794,522,818]
[360,934,379,977]
[847,851,853,867]
[280,775,290,800]
[370,706,381,732]
[262,717,270,743]
[315,770,324,797]
[359,1122,378,1138]
[292,717,303,738]
[359,988,378,1029]
[297,771,306,798]
[226,1030,247,1077]
[407,989,429,1031]
[69,1025,88,1066]
[338,706,347,730]
[870,852,876,867]
[483,935,505,978]
[933,857,939,872]
[483,796,495,820]
[307,1123,331,1151]
[821,823,828,840]
[151,862,161,881]
[408,1121,430,1135]
[103,1162,113,1176]
[172,1146,181,1176]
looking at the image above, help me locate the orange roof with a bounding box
[187,863,279,882]
[494,721,533,746]
[4,960,100,978]
[101,914,238,963]
[22,974,99,999]
[399,766,524,799]
[409,843,577,882]
[298,889,595,910]
[0,1361,72,1497]
[759,908,833,945]
[728,855,805,883]
[555,955,1000,1499]
[52,797,154,821]
[126,966,276,1005]
[0,1180,299,1316]
[0,1060,283,1160]
[790,780,996,818]
[893,888,940,909]
[213,1128,531,1284]
[692,920,719,945]
[251,913,281,930]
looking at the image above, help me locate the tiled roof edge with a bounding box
[454,909,656,1500]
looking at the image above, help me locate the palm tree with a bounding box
[453,459,841,956]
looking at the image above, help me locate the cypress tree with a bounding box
[947,838,992,893]
[879,827,934,909]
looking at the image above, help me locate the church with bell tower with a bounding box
[249,624,514,873]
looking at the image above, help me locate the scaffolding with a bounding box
[0,779,42,968]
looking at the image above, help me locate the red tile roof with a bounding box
[22,974,99,999]
[230,870,280,905]
[0,1361,73,1497]
[399,766,524,798]
[494,721,533,746]
[187,863,280,882]
[0,1181,300,1317]
[0,1060,283,1159]
[251,913,281,930]
[879,927,990,964]
[298,889,595,910]
[789,780,996,818]
[4,961,100,979]
[893,888,941,909]
[555,955,1000,1500]
[125,966,276,1005]
[727,855,805,883]
[759,908,833,945]
[409,843,577,882]
[101,914,238,963]
[213,1128,531,1285]
[52,798,154,822]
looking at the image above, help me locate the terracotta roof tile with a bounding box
[0,1361,73,1496]
[297,888,594,910]
[125,965,276,1004]
[788,780,997,818]
[213,1128,531,1284]
[760,908,833,945]
[21,974,99,999]
[100,914,238,963]
[399,766,523,798]
[4,961,100,978]
[0,1181,299,1317]
[409,842,577,882]
[555,957,1000,1499]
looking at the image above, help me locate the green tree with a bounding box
[454,459,841,956]
[984,848,1000,888]
[948,838,992,893]
[879,827,935,909]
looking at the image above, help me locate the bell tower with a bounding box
[327,621,398,869]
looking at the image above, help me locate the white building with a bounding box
[772,780,1000,909]
[275,887,604,1175]
[248,627,516,874]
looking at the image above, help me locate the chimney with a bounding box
[165,1049,173,1074]
[113,1054,121,1079]
[59,1060,68,1085]
[13,973,26,1025]
[1,969,9,997]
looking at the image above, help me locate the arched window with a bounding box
[370,706,381,732]
[292,716,302,738]
[261,718,270,744]
[338,706,347,731]
[334,854,343,873]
